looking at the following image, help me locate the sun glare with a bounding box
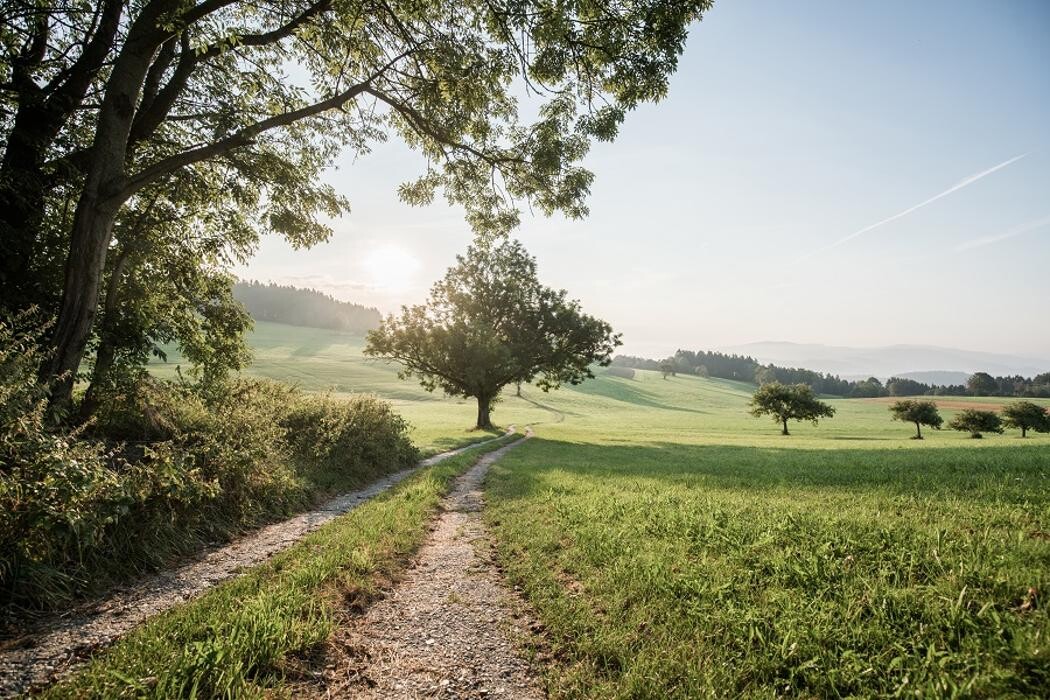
[362,245,422,293]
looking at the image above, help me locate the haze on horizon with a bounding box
[237,0,1050,360]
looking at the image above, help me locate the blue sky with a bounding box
[238,0,1050,359]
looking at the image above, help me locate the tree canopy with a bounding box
[967,372,998,396]
[1001,401,1050,438]
[888,399,943,439]
[365,236,620,428]
[748,382,836,436]
[948,409,1004,439]
[0,0,710,408]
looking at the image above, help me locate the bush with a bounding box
[604,366,636,379]
[0,317,418,612]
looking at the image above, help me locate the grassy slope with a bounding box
[45,435,519,699]
[154,321,1050,449]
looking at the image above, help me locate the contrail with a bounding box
[956,213,1050,251]
[797,152,1030,262]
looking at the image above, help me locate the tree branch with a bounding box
[121,47,419,198]
[363,86,527,169]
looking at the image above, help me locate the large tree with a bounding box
[1,0,711,408]
[365,237,619,429]
[748,382,836,436]
[1001,401,1050,438]
[888,399,942,439]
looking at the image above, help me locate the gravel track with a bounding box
[0,432,512,698]
[309,431,544,699]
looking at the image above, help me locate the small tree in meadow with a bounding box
[658,359,676,379]
[749,382,835,436]
[889,400,943,439]
[1001,401,1050,438]
[948,409,1004,439]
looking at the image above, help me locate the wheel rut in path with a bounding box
[313,431,544,699]
[0,431,513,698]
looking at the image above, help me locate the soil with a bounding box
[303,432,545,699]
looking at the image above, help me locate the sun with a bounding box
[362,245,422,293]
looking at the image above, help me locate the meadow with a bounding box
[153,322,1050,450]
[153,322,1050,697]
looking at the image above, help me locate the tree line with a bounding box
[234,281,380,334]
[613,351,1050,398]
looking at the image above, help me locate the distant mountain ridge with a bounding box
[720,341,1049,384]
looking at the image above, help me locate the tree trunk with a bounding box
[1022,426,1027,438]
[80,249,131,418]
[0,106,50,309]
[515,382,522,397]
[914,422,922,439]
[42,4,169,409]
[781,418,789,436]
[0,0,124,312]
[80,334,117,420]
[47,196,122,407]
[476,395,493,430]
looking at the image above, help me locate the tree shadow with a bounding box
[569,378,709,415]
[290,341,334,358]
[425,428,505,453]
[493,439,1050,506]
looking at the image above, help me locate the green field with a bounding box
[154,322,1050,450]
[155,322,1050,696]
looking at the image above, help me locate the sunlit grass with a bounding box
[485,417,1050,696]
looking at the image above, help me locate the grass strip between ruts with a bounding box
[41,433,520,699]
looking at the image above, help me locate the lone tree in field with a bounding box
[748,382,835,436]
[659,359,677,379]
[888,400,943,439]
[948,409,1004,439]
[1001,401,1050,438]
[365,238,620,429]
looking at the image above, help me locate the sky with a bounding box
[236,0,1050,360]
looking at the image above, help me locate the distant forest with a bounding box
[234,281,381,334]
[612,350,1050,398]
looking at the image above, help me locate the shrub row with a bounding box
[0,318,418,613]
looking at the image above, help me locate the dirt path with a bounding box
[312,432,544,699]
[0,432,512,698]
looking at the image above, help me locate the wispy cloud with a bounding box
[956,213,1050,252]
[796,152,1030,262]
